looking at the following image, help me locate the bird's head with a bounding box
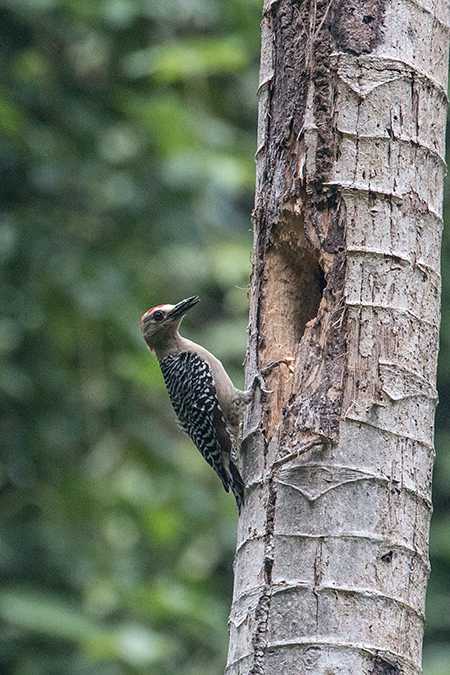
[141,295,200,354]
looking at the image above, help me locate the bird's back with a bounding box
[159,351,243,504]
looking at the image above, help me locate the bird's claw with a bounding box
[255,373,273,394]
[261,356,295,375]
[248,358,293,397]
[254,359,293,395]
[260,358,294,377]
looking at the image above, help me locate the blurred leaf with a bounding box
[0,589,169,664]
[123,36,249,81]
[0,589,107,644]
[0,89,27,135]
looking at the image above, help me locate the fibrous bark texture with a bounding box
[226,0,449,673]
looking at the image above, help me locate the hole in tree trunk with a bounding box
[262,210,326,359]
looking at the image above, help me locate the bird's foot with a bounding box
[252,358,293,394]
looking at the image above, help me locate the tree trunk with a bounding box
[226,0,449,673]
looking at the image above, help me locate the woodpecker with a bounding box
[141,296,279,511]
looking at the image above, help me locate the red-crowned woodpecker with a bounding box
[141,296,278,511]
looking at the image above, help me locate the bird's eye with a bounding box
[153,310,164,321]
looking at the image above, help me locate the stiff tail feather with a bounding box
[229,461,245,513]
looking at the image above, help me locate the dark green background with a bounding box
[1,1,448,673]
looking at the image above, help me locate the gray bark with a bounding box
[226,0,449,673]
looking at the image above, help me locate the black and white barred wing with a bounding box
[159,351,234,492]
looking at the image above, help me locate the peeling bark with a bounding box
[226,0,449,672]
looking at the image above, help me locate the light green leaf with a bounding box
[123,36,249,81]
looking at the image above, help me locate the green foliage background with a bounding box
[0,1,448,673]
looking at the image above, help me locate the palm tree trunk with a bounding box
[226,0,449,672]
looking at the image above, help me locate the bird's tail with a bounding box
[229,461,245,513]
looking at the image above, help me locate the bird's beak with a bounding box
[167,296,200,320]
